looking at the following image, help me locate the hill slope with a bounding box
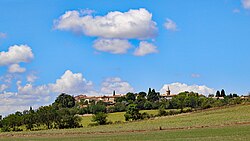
[0,104,250,141]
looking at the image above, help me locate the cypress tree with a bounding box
[216,91,221,97]
[221,89,226,97]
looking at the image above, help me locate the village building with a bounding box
[74,91,124,106]
[160,86,177,100]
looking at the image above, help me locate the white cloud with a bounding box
[0,70,94,116]
[0,74,17,83]
[8,64,26,73]
[0,90,51,116]
[93,38,132,54]
[27,73,38,83]
[100,77,134,95]
[54,8,157,39]
[0,32,7,39]
[0,81,51,116]
[164,18,178,31]
[160,82,215,95]
[0,84,8,92]
[134,41,158,56]
[0,45,34,66]
[17,81,50,96]
[49,70,93,95]
[242,0,250,9]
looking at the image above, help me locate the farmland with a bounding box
[0,104,249,141]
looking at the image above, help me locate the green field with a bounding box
[0,104,249,141]
[80,109,159,127]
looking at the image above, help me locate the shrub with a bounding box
[92,112,108,125]
[113,121,123,124]
[1,126,11,132]
[124,104,142,121]
[182,107,192,113]
[141,112,151,119]
[107,106,115,113]
[158,107,167,116]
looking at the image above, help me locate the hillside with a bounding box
[0,104,249,141]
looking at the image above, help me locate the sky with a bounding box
[0,0,250,116]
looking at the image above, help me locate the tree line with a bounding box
[0,89,249,131]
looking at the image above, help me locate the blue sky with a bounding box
[0,0,250,115]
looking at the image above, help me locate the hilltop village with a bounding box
[74,87,248,107]
[74,87,178,106]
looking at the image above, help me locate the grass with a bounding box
[0,104,249,141]
[2,124,249,141]
[80,110,159,127]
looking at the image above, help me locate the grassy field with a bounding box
[0,104,249,141]
[80,109,159,127]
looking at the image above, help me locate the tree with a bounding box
[216,91,221,97]
[2,112,23,131]
[232,94,238,97]
[221,89,226,97]
[114,102,126,112]
[36,105,57,129]
[124,104,141,121]
[126,92,136,101]
[115,96,127,103]
[55,108,81,129]
[143,101,153,110]
[158,106,167,116]
[175,94,186,112]
[87,101,106,114]
[208,94,214,97]
[92,112,107,125]
[147,88,160,102]
[138,92,147,99]
[53,93,75,108]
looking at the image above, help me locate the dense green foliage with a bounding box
[53,93,76,108]
[0,88,249,132]
[0,93,81,132]
[92,112,108,125]
[124,104,142,121]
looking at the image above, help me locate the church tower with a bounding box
[166,86,170,96]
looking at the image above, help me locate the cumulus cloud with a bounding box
[8,64,26,73]
[242,0,250,9]
[93,38,132,54]
[54,8,159,55]
[100,77,134,95]
[0,81,51,116]
[0,90,51,116]
[134,41,158,56]
[54,8,157,39]
[0,70,94,116]
[0,84,8,92]
[49,70,93,95]
[17,81,50,96]
[0,45,34,66]
[160,82,215,95]
[0,32,7,39]
[164,18,178,31]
